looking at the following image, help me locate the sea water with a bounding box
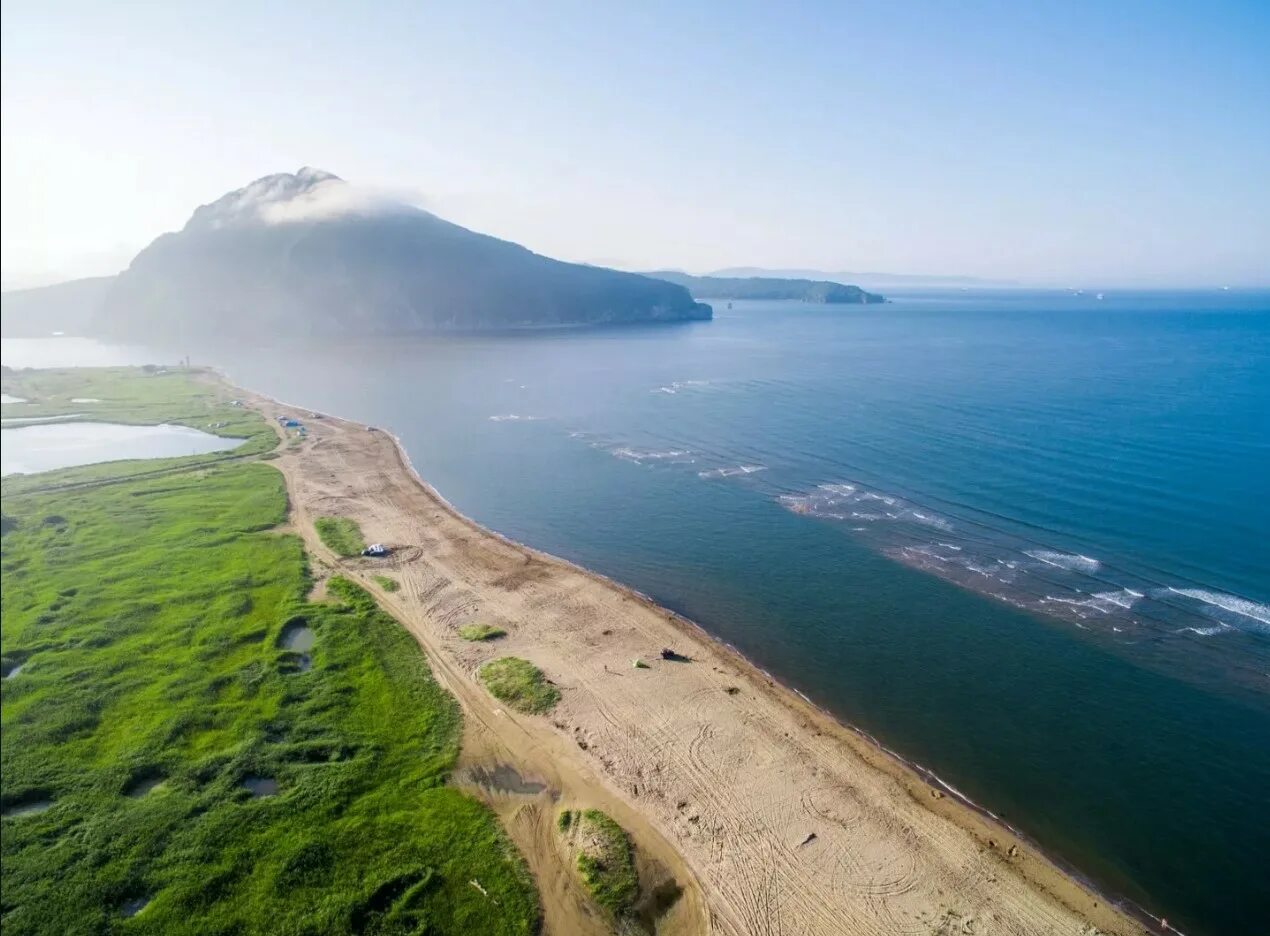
[4,288,1268,934]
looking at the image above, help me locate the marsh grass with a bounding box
[314,516,366,557]
[561,809,639,918]
[458,624,506,642]
[0,368,538,936]
[478,658,559,714]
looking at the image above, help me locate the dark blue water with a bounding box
[5,289,1269,934]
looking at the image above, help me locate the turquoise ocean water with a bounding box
[5,289,1268,934]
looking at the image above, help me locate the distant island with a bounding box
[1,168,711,339]
[711,266,1016,289]
[647,270,884,304]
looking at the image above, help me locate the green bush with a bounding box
[314,516,366,557]
[565,810,639,918]
[458,623,506,642]
[477,657,559,714]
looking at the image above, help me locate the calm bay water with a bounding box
[4,289,1268,934]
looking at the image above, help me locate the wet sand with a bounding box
[236,378,1152,936]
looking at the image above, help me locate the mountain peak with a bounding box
[186,167,345,230]
[100,169,712,337]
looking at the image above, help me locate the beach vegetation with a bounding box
[314,516,366,557]
[459,623,506,642]
[559,809,639,918]
[478,657,559,714]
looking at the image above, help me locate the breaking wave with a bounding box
[777,480,1269,678]
[488,414,543,422]
[698,465,767,479]
[1024,550,1103,574]
[610,447,694,463]
[1163,589,1270,634]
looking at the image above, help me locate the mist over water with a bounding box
[5,288,1269,934]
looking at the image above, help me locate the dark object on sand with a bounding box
[362,543,389,558]
[660,647,689,662]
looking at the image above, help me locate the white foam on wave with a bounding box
[1024,550,1102,574]
[778,483,952,532]
[908,510,953,531]
[611,447,693,463]
[653,379,711,395]
[1043,589,1141,615]
[488,414,543,422]
[699,465,766,479]
[1179,624,1235,637]
[1090,589,1143,611]
[1165,588,1270,629]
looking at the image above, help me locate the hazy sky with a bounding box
[3,0,1268,288]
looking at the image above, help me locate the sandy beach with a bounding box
[237,379,1153,936]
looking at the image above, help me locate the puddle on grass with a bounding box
[464,763,552,797]
[278,621,314,672]
[2,798,53,818]
[279,622,314,653]
[2,662,24,679]
[241,776,279,798]
[125,776,165,798]
[120,896,150,917]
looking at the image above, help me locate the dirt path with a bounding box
[245,388,1152,936]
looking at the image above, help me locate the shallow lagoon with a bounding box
[1,421,240,475]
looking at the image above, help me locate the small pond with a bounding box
[120,897,150,917]
[2,798,53,818]
[278,622,315,653]
[1,422,242,476]
[241,776,279,798]
[278,621,314,672]
[125,776,165,798]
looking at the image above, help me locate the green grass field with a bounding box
[477,658,559,715]
[1,368,538,935]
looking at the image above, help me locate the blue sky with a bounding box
[3,0,1268,286]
